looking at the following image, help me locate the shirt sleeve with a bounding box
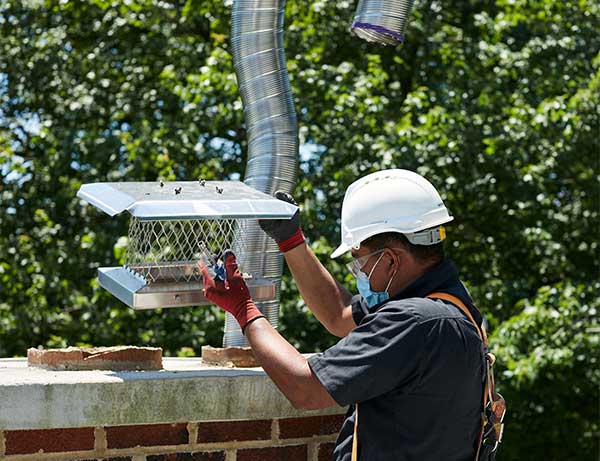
[308,301,425,406]
[351,294,369,325]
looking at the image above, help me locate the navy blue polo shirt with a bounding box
[308,260,485,461]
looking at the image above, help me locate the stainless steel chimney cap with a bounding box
[77,180,298,220]
[77,180,296,310]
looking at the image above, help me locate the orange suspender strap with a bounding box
[426,292,488,346]
[426,292,492,460]
[426,291,493,400]
[352,403,359,461]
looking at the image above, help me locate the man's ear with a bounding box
[384,247,402,273]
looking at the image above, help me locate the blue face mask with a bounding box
[356,252,397,308]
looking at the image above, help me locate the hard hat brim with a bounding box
[330,242,352,259]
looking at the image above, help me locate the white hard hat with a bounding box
[330,169,454,259]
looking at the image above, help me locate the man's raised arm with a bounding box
[259,192,356,337]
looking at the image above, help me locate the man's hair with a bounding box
[362,232,445,266]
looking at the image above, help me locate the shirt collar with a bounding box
[371,258,483,326]
[390,259,460,301]
[366,259,461,314]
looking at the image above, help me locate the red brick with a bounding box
[279,415,345,439]
[5,427,94,455]
[201,345,258,367]
[196,420,271,443]
[106,423,188,449]
[74,458,132,461]
[237,445,307,461]
[318,442,336,461]
[147,452,225,461]
[27,346,162,371]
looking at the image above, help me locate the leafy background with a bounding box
[0,0,598,458]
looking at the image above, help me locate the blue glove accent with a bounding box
[213,262,227,282]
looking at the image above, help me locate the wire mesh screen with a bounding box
[124,217,249,284]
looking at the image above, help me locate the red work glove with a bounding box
[258,191,305,253]
[199,251,265,332]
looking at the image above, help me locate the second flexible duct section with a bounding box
[226,0,298,347]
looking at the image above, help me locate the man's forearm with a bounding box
[282,243,355,337]
[244,317,337,410]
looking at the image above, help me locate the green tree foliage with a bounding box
[0,0,598,458]
[491,281,599,458]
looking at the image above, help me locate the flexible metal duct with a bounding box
[224,0,299,346]
[351,0,415,45]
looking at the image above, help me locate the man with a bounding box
[199,169,485,460]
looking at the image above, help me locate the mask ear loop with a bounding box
[386,248,402,292]
[384,268,397,293]
[372,249,399,294]
[367,252,386,279]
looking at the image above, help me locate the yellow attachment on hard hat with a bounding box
[439,226,446,240]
